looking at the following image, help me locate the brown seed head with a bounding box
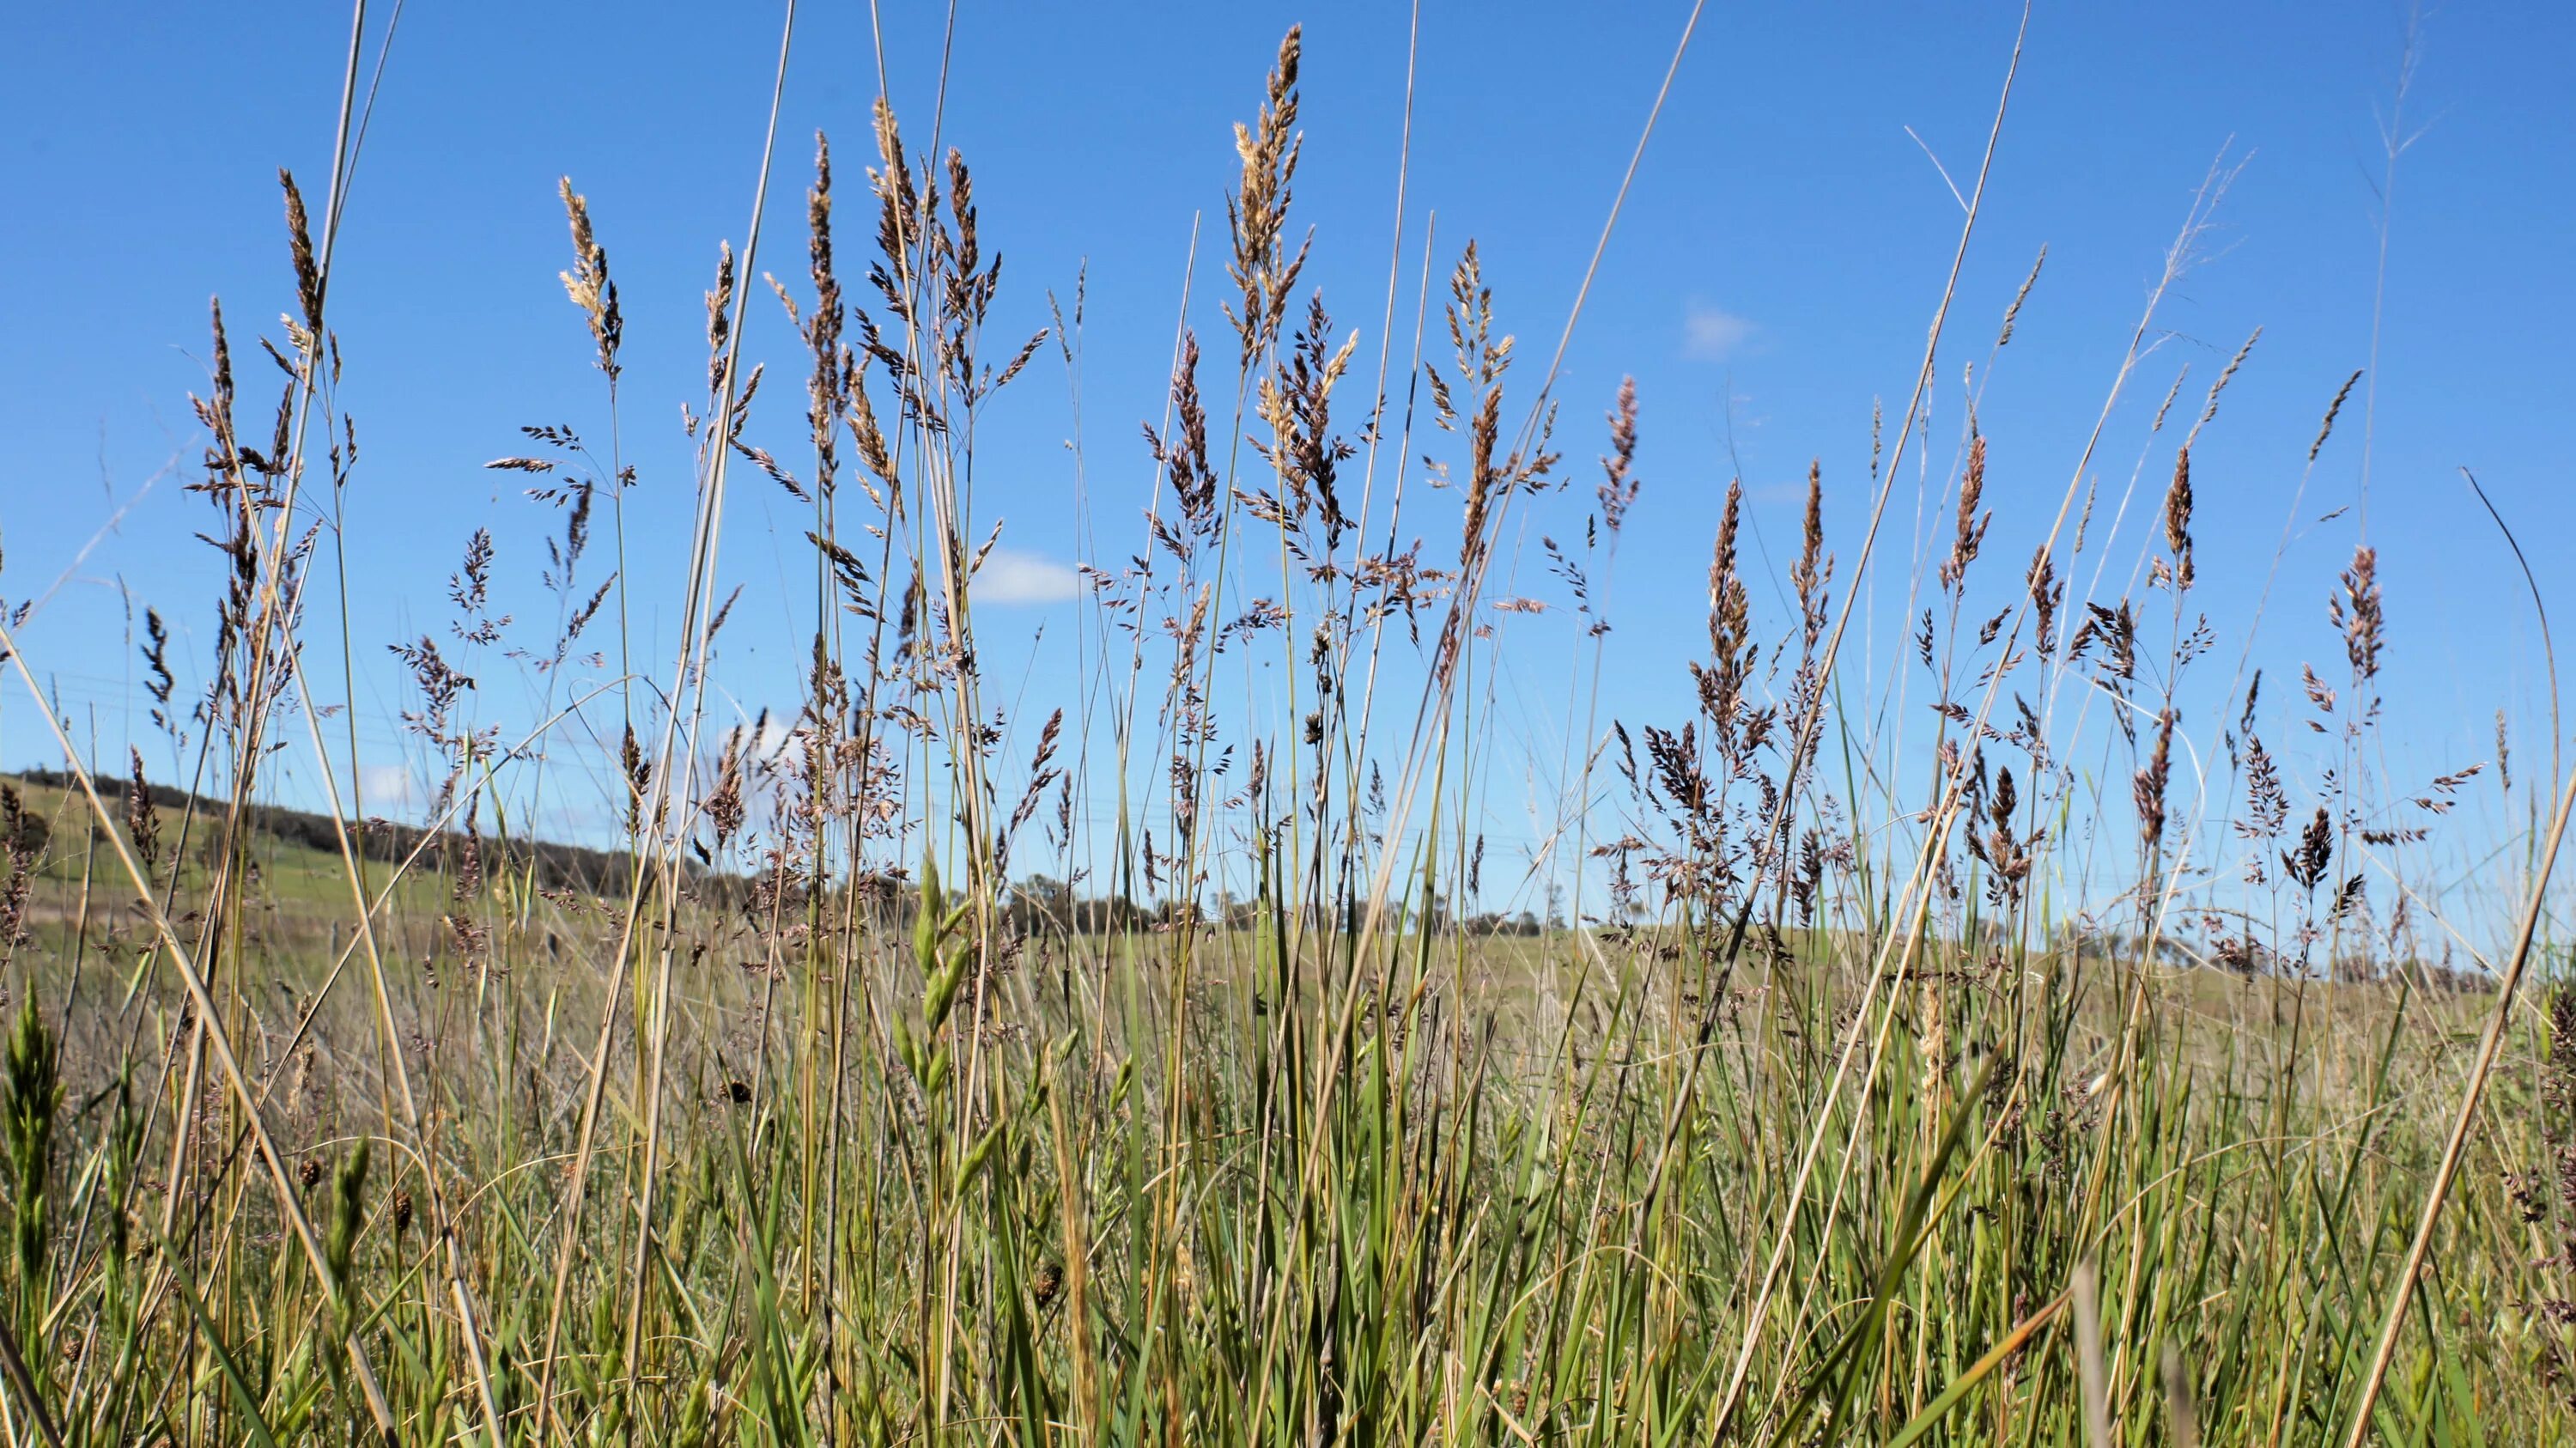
[1598,377,1639,534]
[2161,447,2195,592]
[557,178,623,381]
[1941,433,1990,593]
[2330,545,2383,684]
[279,169,323,335]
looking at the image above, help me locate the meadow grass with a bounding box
[0,10,2570,1445]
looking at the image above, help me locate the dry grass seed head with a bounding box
[556,179,622,381]
[2134,709,2174,855]
[2161,447,2195,592]
[2332,545,2384,684]
[1598,376,1639,534]
[1227,27,1307,353]
[279,168,322,336]
[1941,431,1990,593]
[2312,368,2364,463]
[1794,461,1832,650]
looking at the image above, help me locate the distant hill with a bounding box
[10,768,640,898]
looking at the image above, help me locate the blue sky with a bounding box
[4,3,2570,921]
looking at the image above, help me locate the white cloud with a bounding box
[974,546,1081,605]
[355,763,416,807]
[714,712,797,764]
[747,714,796,756]
[1684,302,1759,362]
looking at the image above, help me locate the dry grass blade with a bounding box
[1704,7,2031,1433]
[0,613,398,1437]
[2075,1256,2112,1448]
[2342,681,2576,1446]
[0,1315,65,1448]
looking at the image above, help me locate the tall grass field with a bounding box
[0,6,2568,1445]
